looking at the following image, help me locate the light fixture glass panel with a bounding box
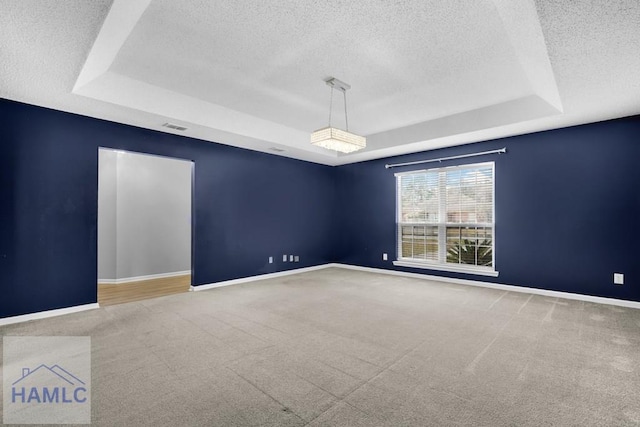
[310,127,366,153]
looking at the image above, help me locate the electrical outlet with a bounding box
[614,273,624,285]
[382,253,388,261]
[294,256,299,262]
[289,255,294,262]
[268,256,273,264]
[283,255,287,262]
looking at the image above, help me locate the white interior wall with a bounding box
[97,149,118,280]
[98,149,192,282]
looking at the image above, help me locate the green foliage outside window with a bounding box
[446,239,493,266]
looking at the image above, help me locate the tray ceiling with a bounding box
[2,0,639,165]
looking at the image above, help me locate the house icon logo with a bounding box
[11,364,88,404]
[3,336,91,424]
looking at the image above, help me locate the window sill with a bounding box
[392,260,499,277]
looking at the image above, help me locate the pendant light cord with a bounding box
[328,87,334,127]
[343,90,349,131]
[327,82,350,131]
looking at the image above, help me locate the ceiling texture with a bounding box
[2,0,639,165]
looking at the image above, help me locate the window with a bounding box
[393,162,497,276]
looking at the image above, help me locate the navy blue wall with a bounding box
[0,99,336,318]
[3,96,640,319]
[335,116,640,302]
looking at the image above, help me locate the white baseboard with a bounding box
[98,270,191,285]
[332,263,640,310]
[190,264,332,292]
[0,303,100,327]
[5,263,637,327]
[191,262,640,310]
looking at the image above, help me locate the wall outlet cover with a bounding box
[614,273,624,285]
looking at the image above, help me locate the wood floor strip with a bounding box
[98,274,191,306]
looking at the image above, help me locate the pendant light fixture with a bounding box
[311,77,366,153]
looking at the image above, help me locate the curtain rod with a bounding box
[385,147,506,169]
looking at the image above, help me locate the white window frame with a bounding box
[393,161,498,277]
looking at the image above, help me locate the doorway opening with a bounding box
[97,148,193,305]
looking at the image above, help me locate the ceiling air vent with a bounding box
[162,122,188,131]
[269,147,285,152]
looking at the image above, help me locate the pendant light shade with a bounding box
[311,78,366,154]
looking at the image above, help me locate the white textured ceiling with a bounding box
[1,0,639,166]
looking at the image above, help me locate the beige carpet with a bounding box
[1,267,640,426]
